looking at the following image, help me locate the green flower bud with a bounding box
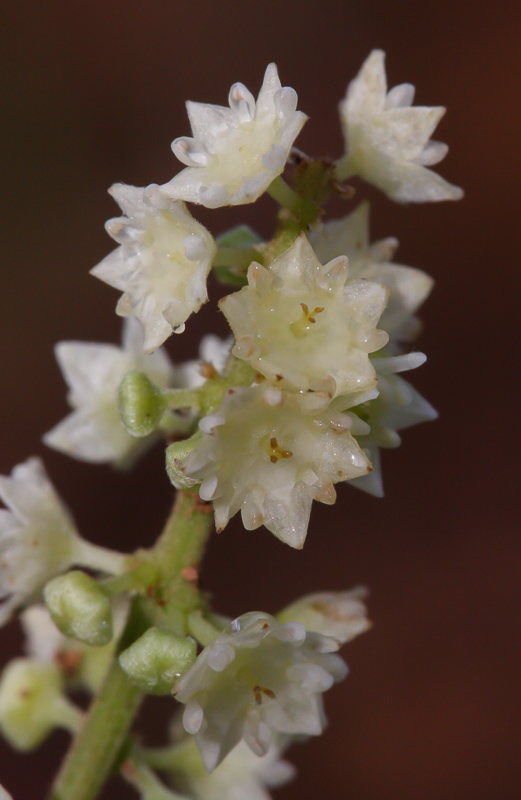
[44,571,113,646]
[119,628,197,695]
[0,659,80,750]
[118,371,171,437]
[166,434,202,490]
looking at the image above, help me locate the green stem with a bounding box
[122,758,184,800]
[186,609,221,646]
[48,601,146,800]
[161,388,202,411]
[266,176,319,227]
[153,488,213,582]
[138,738,195,772]
[52,696,84,736]
[47,489,214,800]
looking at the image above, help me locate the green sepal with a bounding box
[216,224,263,249]
[44,571,113,647]
[118,627,197,695]
[118,372,171,438]
[165,433,202,490]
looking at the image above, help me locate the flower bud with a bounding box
[166,435,202,490]
[44,571,113,647]
[277,588,371,645]
[119,627,197,695]
[118,371,171,437]
[0,659,75,751]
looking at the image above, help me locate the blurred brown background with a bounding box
[1,1,520,798]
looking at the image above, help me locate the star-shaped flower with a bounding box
[161,64,307,208]
[349,353,438,497]
[336,50,463,203]
[174,612,348,771]
[177,383,372,549]
[0,459,122,626]
[91,184,216,353]
[44,319,174,466]
[220,235,389,397]
[310,202,434,343]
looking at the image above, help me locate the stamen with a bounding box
[253,685,276,705]
[289,303,325,336]
[260,436,293,464]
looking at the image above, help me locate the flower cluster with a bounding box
[0,53,461,800]
[39,55,452,548]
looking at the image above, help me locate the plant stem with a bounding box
[153,488,213,582]
[48,601,146,800]
[266,176,319,227]
[47,489,214,800]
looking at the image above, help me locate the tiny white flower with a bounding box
[174,612,348,772]
[337,50,463,203]
[165,737,295,800]
[0,459,85,625]
[91,184,216,352]
[310,202,434,342]
[178,383,372,549]
[44,319,174,466]
[277,586,371,645]
[161,64,307,208]
[175,335,234,390]
[220,235,389,397]
[349,354,438,497]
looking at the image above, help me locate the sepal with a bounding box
[44,571,113,647]
[119,628,197,695]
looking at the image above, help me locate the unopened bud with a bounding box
[119,628,197,695]
[118,371,170,437]
[44,571,113,647]
[277,588,371,644]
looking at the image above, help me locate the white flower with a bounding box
[349,353,438,497]
[178,383,373,549]
[165,737,295,800]
[337,50,463,203]
[310,202,434,342]
[44,319,174,466]
[0,459,84,625]
[277,586,371,645]
[161,64,307,208]
[91,184,216,352]
[174,612,347,772]
[175,335,234,390]
[220,235,389,397]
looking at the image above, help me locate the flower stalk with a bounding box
[47,488,214,800]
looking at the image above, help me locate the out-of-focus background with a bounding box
[1,1,520,798]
